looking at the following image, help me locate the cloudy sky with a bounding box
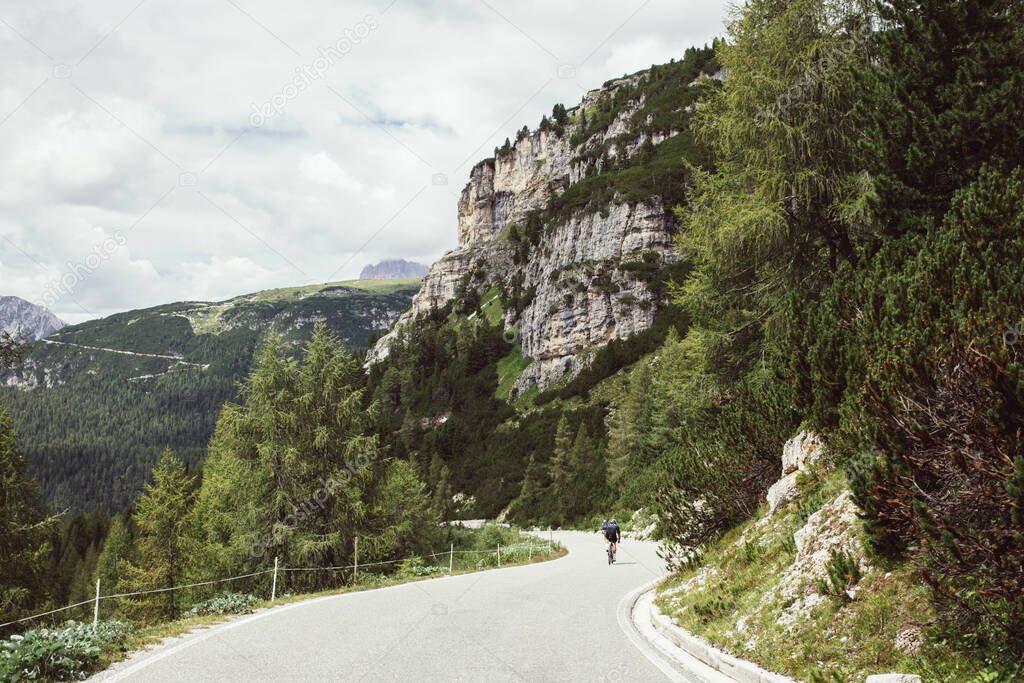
[0,0,729,324]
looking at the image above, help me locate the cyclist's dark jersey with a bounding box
[602,522,620,543]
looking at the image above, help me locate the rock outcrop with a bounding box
[0,296,65,342]
[511,200,676,392]
[766,431,826,514]
[775,489,869,631]
[367,60,712,391]
[781,491,867,597]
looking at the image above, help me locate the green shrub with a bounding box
[0,619,131,682]
[472,524,518,551]
[692,594,735,624]
[397,558,447,577]
[184,592,260,618]
[817,550,863,603]
[741,541,762,564]
[806,666,848,683]
[830,167,1024,655]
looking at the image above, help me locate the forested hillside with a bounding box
[0,279,418,512]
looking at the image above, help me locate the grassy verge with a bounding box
[654,471,996,683]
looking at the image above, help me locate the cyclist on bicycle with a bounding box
[601,519,621,562]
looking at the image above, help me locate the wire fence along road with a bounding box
[0,539,557,631]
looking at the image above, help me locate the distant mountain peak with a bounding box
[360,259,429,280]
[0,296,65,341]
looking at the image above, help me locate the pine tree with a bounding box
[189,325,390,591]
[0,332,26,369]
[432,464,453,523]
[682,0,877,381]
[120,450,195,621]
[866,0,1024,229]
[510,454,544,523]
[187,408,260,580]
[369,460,438,559]
[606,362,655,483]
[94,513,135,605]
[552,103,568,126]
[68,544,99,619]
[428,452,443,489]
[284,324,378,571]
[565,424,607,518]
[548,415,572,493]
[0,406,55,628]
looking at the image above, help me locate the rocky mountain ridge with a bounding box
[0,296,65,341]
[359,259,429,280]
[369,50,719,394]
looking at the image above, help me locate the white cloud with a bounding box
[0,0,728,322]
[299,151,364,192]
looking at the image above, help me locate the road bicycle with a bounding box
[607,543,616,564]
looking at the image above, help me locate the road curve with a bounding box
[94,531,685,682]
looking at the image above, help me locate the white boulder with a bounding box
[767,431,826,515]
[779,491,867,599]
[781,431,826,476]
[767,471,800,514]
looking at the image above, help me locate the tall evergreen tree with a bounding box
[547,415,572,495]
[120,450,195,621]
[509,454,544,523]
[606,362,655,483]
[190,325,412,590]
[432,464,453,523]
[565,424,607,518]
[0,332,26,369]
[681,0,877,381]
[0,407,55,629]
[367,460,438,560]
[866,0,1024,229]
[94,513,136,604]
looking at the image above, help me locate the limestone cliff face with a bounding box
[368,61,711,393]
[512,200,676,392]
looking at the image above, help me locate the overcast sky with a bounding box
[0,0,729,324]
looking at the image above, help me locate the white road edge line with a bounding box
[618,578,738,683]
[617,576,690,683]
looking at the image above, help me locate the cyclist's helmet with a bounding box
[610,518,616,524]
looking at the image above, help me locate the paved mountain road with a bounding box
[94,531,689,682]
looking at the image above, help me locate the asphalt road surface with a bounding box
[95,531,684,682]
